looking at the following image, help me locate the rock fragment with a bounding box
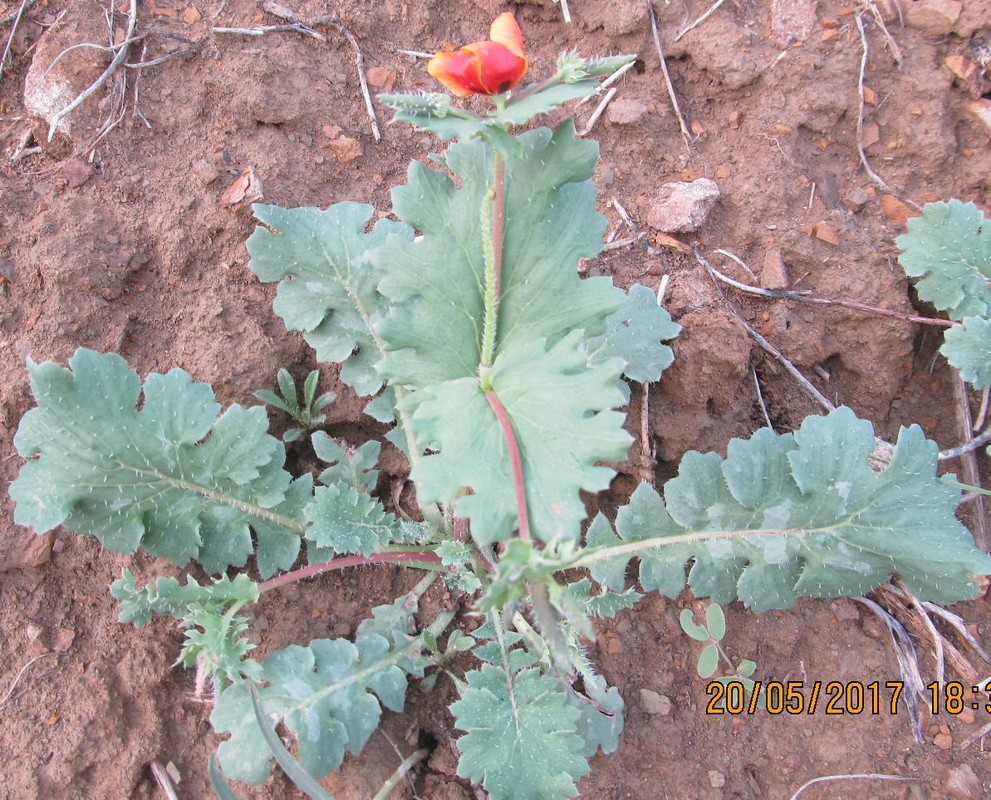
[944,764,981,799]
[640,689,672,715]
[905,0,962,35]
[606,98,650,126]
[646,178,720,233]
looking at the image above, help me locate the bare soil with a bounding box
[2,0,991,798]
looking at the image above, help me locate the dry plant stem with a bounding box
[372,747,429,800]
[974,387,990,432]
[865,0,903,65]
[938,424,991,460]
[953,371,990,552]
[752,367,773,428]
[47,0,137,141]
[0,0,34,79]
[854,13,892,192]
[639,382,653,484]
[960,719,991,750]
[578,60,636,106]
[647,2,693,149]
[788,773,919,800]
[579,86,616,135]
[212,23,324,39]
[257,550,443,593]
[696,251,835,413]
[557,0,572,24]
[674,0,728,41]
[707,251,954,328]
[149,761,179,800]
[0,653,57,710]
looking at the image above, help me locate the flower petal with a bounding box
[489,12,525,58]
[428,49,485,97]
[463,41,527,95]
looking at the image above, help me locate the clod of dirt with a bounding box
[605,97,651,126]
[220,166,263,207]
[905,0,962,35]
[646,178,720,233]
[944,764,983,799]
[770,0,819,46]
[61,158,94,188]
[322,124,364,165]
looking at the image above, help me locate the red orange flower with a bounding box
[427,13,528,97]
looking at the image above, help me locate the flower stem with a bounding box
[478,153,506,388]
[258,549,443,593]
[485,388,531,542]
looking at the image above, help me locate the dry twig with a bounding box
[953,372,990,551]
[0,653,58,710]
[854,12,892,192]
[674,0,728,41]
[578,60,636,106]
[1,0,35,80]
[647,2,693,149]
[788,773,919,800]
[705,250,955,328]
[696,250,835,413]
[579,86,616,135]
[47,0,137,140]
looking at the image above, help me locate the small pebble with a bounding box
[708,770,726,789]
[640,689,672,715]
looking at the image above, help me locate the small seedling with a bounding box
[680,604,762,707]
[254,368,335,442]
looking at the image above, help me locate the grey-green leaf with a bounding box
[452,664,589,800]
[588,407,991,611]
[896,200,991,320]
[941,316,991,388]
[11,350,301,575]
[586,283,680,383]
[247,202,413,396]
[697,644,719,678]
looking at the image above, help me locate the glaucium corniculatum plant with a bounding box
[10,12,991,800]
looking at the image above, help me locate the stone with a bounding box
[606,97,650,126]
[191,158,220,186]
[23,0,111,144]
[640,689,672,715]
[842,186,871,212]
[708,770,726,789]
[646,178,720,233]
[966,99,991,138]
[905,0,962,35]
[761,247,789,290]
[944,764,982,800]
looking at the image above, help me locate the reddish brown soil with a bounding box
[2,0,991,798]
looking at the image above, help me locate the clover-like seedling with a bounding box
[680,604,761,707]
[254,368,335,442]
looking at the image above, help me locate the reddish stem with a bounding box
[486,389,531,542]
[258,550,442,593]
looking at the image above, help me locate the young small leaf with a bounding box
[678,609,710,642]
[254,389,293,414]
[697,644,719,678]
[705,603,726,642]
[586,283,681,384]
[737,659,757,677]
[896,200,991,320]
[303,369,321,408]
[277,368,300,410]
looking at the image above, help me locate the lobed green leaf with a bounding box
[11,350,303,576]
[896,200,991,320]
[246,202,413,397]
[940,316,991,388]
[587,407,991,610]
